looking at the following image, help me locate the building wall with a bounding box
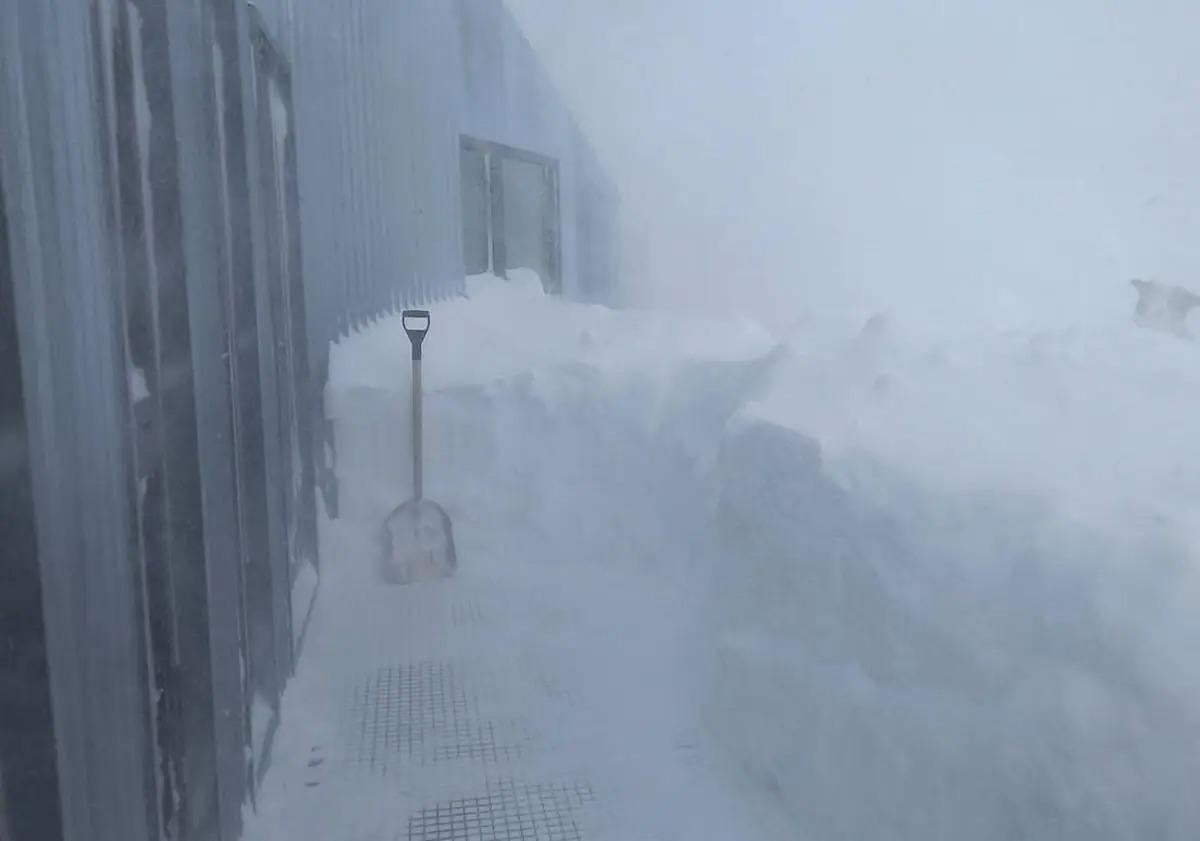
[0,150,65,841]
[253,0,620,365]
[1,1,319,839]
[0,3,614,840]
[0,3,159,840]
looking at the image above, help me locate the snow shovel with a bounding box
[380,310,457,584]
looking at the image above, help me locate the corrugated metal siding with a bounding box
[252,0,620,362]
[2,1,328,838]
[0,2,158,839]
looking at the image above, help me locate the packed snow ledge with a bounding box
[252,271,1200,840]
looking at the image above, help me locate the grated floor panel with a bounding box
[343,663,528,773]
[406,779,596,841]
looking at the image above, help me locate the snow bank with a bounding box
[757,317,1200,527]
[710,317,1200,840]
[326,270,775,584]
[323,278,1200,838]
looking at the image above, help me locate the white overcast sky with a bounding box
[506,0,1200,333]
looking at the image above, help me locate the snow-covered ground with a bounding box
[247,272,1200,840]
[246,272,792,841]
[714,316,1200,840]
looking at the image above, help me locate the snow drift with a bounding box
[326,270,775,585]
[712,319,1200,840]
[323,275,1200,839]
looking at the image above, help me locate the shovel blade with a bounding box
[380,498,457,585]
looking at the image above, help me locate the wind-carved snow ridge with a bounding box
[712,412,1200,840]
[710,317,1200,841]
[326,270,777,585]
[252,275,1200,841]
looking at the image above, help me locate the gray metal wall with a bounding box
[1,1,321,839]
[0,3,158,840]
[252,0,620,366]
[0,120,65,841]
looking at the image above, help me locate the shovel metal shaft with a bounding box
[412,357,423,500]
[385,309,457,585]
[402,309,430,501]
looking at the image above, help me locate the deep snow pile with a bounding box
[301,270,790,840]
[712,316,1200,840]
[326,270,775,583]
[318,274,1200,839]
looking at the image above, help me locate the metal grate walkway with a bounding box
[407,779,595,841]
[342,662,529,772]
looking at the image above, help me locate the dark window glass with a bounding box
[500,156,548,282]
[461,145,490,275]
[460,138,561,294]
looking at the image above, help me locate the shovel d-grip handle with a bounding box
[402,310,430,360]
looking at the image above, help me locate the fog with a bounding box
[7,3,1199,840]
[508,0,1200,334]
[490,5,1200,838]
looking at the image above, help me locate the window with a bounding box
[460,144,490,276]
[460,137,561,293]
